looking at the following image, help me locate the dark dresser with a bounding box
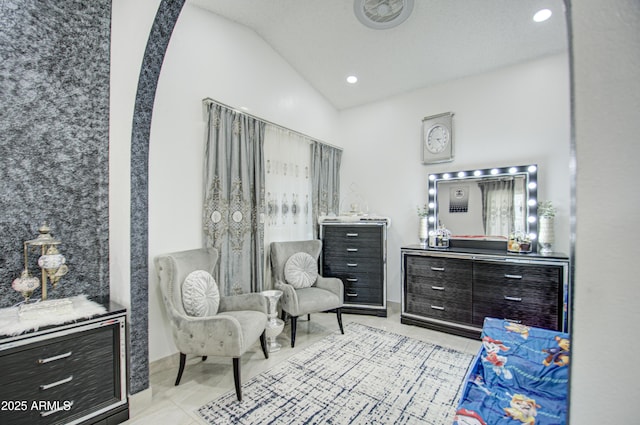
[320,219,388,316]
[0,300,128,424]
[401,245,570,338]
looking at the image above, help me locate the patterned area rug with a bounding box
[197,322,474,424]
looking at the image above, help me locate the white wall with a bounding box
[109,0,162,309]
[147,4,340,362]
[338,54,571,302]
[570,0,640,422]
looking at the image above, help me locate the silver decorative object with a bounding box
[261,289,284,353]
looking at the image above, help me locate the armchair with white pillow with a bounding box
[269,240,344,348]
[154,247,268,401]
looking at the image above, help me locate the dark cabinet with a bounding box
[0,306,128,424]
[321,221,387,316]
[404,256,472,323]
[401,246,569,338]
[472,261,563,330]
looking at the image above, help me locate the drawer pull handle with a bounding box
[505,318,522,324]
[41,400,74,417]
[347,248,358,252]
[347,263,358,267]
[504,296,523,302]
[504,274,523,279]
[346,233,359,237]
[431,286,445,291]
[38,351,72,364]
[40,375,73,391]
[430,305,445,311]
[430,267,445,272]
[346,292,358,297]
[346,278,358,282]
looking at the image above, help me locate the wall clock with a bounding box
[422,112,454,164]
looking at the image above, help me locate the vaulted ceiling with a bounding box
[190,0,568,110]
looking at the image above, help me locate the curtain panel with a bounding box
[201,99,342,292]
[263,126,313,289]
[203,104,266,295]
[478,179,515,237]
[311,141,342,238]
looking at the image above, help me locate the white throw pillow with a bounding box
[182,270,220,317]
[284,252,318,289]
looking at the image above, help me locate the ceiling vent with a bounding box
[354,0,414,30]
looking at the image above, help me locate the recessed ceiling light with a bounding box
[533,9,552,22]
[347,75,358,84]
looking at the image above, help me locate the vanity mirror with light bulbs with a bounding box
[402,163,570,338]
[426,164,539,252]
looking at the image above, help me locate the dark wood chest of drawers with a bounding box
[320,221,387,316]
[0,305,128,424]
[401,246,570,338]
[404,255,472,324]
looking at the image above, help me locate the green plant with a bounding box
[538,200,556,218]
[417,204,429,217]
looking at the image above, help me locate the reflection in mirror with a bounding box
[427,165,538,243]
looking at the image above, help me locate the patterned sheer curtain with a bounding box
[311,141,342,238]
[478,179,515,237]
[513,176,526,234]
[202,103,266,295]
[263,126,313,289]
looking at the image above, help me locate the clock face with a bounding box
[426,124,450,154]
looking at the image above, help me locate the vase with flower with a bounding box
[417,204,429,245]
[537,201,556,254]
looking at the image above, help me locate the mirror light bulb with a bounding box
[346,75,358,84]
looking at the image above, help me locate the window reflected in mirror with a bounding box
[428,165,538,243]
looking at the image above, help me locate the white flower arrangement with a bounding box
[538,201,556,218]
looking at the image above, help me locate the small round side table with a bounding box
[260,289,284,352]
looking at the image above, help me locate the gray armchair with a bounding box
[270,240,344,347]
[154,248,268,401]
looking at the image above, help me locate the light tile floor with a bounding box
[124,303,481,425]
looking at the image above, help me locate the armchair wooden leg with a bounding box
[307,314,311,321]
[260,331,269,359]
[291,316,298,348]
[175,352,186,386]
[233,357,242,401]
[336,308,344,334]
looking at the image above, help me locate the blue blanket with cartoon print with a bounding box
[454,318,570,425]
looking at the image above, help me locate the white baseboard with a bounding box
[128,387,153,418]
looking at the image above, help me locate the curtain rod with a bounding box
[202,97,343,151]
